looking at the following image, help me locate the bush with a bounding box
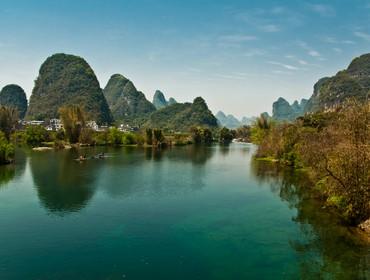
[25,125,48,147]
[122,132,136,145]
[107,127,123,146]
[0,131,14,164]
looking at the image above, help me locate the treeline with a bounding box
[251,99,370,226]
[0,104,251,164]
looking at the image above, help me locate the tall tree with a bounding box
[59,105,86,143]
[0,106,19,140]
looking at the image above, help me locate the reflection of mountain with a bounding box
[30,150,100,215]
[251,160,370,279]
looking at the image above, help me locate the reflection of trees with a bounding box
[30,149,99,215]
[101,145,215,198]
[145,145,215,165]
[0,165,15,189]
[0,148,27,189]
[251,160,370,279]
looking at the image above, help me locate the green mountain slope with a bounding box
[145,97,218,131]
[0,84,28,119]
[103,74,155,125]
[306,53,370,112]
[26,53,112,124]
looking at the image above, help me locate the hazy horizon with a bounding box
[1,0,370,118]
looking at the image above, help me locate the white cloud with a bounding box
[333,47,342,53]
[308,50,320,57]
[297,41,322,58]
[218,34,257,43]
[260,24,280,32]
[307,4,335,17]
[354,31,370,41]
[267,61,299,70]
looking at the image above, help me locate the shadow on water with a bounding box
[29,148,102,216]
[251,160,370,280]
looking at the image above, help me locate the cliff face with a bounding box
[305,53,370,112]
[27,53,112,124]
[0,84,28,119]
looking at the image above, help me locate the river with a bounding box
[0,144,368,279]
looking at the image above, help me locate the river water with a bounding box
[0,144,368,279]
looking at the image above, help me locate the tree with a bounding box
[190,127,202,144]
[153,129,165,147]
[145,128,153,145]
[25,125,48,147]
[59,105,86,143]
[0,131,14,164]
[107,127,123,146]
[219,127,233,144]
[0,106,18,140]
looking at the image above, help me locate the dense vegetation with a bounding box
[252,100,370,225]
[26,53,113,124]
[145,97,218,131]
[103,74,155,125]
[0,84,28,119]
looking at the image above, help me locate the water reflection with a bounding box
[0,149,26,189]
[29,149,100,215]
[251,160,370,279]
[99,145,215,198]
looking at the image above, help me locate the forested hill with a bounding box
[26,53,113,124]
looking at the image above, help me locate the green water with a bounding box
[0,144,368,279]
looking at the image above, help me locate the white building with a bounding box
[86,120,99,131]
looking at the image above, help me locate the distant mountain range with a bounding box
[272,53,370,121]
[216,111,256,129]
[272,98,307,121]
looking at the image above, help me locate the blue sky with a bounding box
[1,0,370,117]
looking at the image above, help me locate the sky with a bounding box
[1,0,370,118]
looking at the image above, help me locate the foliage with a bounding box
[255,100,370,225]
[79,128,95,145]
[26,53,113,124]
[145,97,218,132]
[190,127,213,144]
[103,74,155,124]
[235,126,251,142]
[107,127,123,146]
[59,105,86,144]
[145,128,153,145]
[0,106,19,140]
[93,131,109,146]
[0,84,28,119]
[25,125,48,147]
[152,129,165,147]
[219,127,234,144]
[250,113,272,144]
[0,131,14,164]
[122,132,137,145]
